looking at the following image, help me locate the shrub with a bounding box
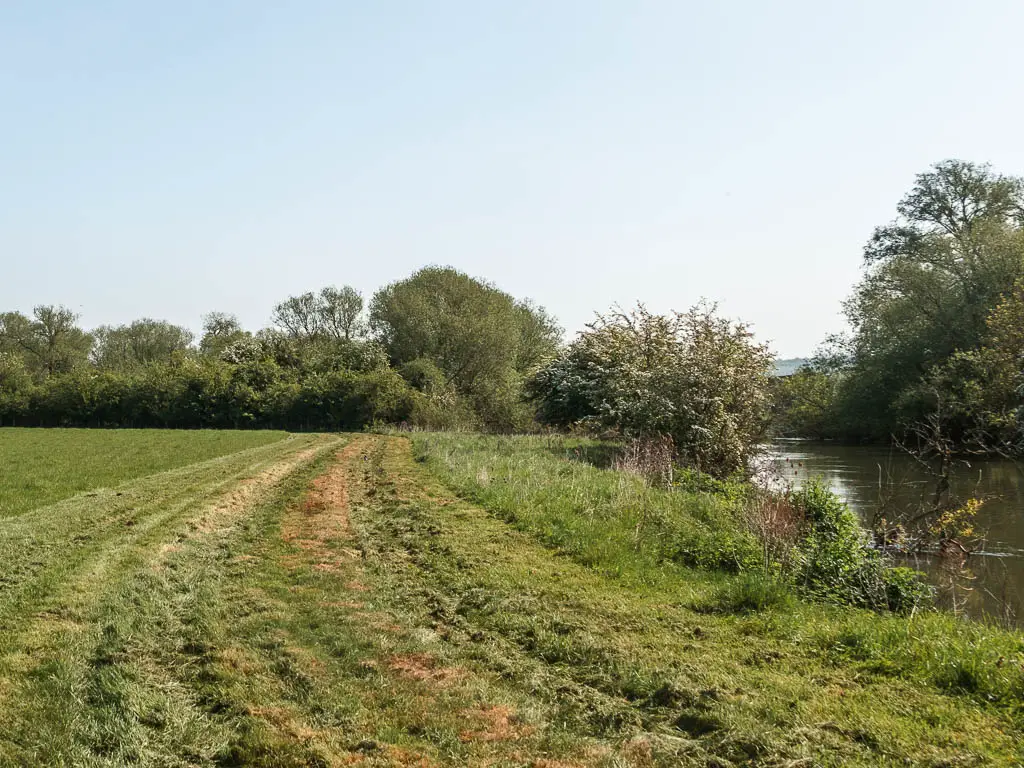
[881,565,933,614]
[789,481,931,613]
[528,303,774,478]
[674,467,748,502]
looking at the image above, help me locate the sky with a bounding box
[3,1,1024,358]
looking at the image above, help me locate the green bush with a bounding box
[881,566,933,614]
[790,481,931,613]
[528,303,774,477]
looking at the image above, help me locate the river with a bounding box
[767,440,1024,624]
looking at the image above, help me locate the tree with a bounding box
[830,160,1024,441]
[977,281,1024,448]
[916,280,1024,450]
[271,285,366,342]
[272,292,322,339]
[529,303,774,476]
[0,269,563,431]
[0,312,33,359]
[199,312,250,358]
[0,352,33,425]
[0,306,93,379]
[369,266,560,427]
[92,319,194,370]
[318,286,365,341]
[771,367,839,439]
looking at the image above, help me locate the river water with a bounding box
[767,440,1024,624]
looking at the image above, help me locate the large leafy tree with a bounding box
[833,160,1024,439]
[91,319,194,370]
[919,280,1024,449]
[771,368,840,440]
[0,305,93,379]
[530,303,774,476]
[369,266,561,427]
[319,285,365,341]
[269,285,375,376]
[0,352,33,423]
[271,291,322,339]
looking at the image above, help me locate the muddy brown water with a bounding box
[767,440,1024,625]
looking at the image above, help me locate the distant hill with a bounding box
[774,358,809,377]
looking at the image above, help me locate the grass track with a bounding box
[0,432,1020,766]
[0,433,340,764]
[0,428,289,517]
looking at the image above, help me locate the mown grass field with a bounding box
[0,429,1021,766]
[0,428,288,517]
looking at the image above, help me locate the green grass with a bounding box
[0,432,342,765]
[0,428,289,517]
[0,429,1021,765]
[411,432,762,577]
[410,432,1024,760]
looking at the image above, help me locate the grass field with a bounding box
[0,428,288,517]
[0,429,1021,766]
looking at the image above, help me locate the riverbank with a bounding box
[768,440,1024,623]
[410,432,1024,764]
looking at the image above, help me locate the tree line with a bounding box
[0,267,566,433]
[8,158,1007,470]
[0,265,776,477]
[774,159,1024,455]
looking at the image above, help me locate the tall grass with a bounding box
[413,432,762,578]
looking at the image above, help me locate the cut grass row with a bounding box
[0,427,289,517]
[0,432,341,765]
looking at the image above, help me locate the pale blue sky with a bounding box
[3,1,1023,357]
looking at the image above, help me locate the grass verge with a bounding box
[409,432,1024,763]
